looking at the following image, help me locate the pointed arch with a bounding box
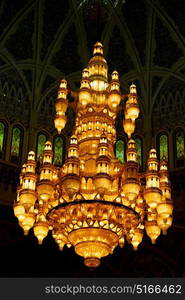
[157,132,169,161]
[174,128,185,167]
[10,125,24,164]
[36,132,48,162]
[134,136,143,167]
[167,93,173,107]
[53,135,65,165]
[2,81,9,97]
[17,87,24,100]
[161,95,166,106]
[175,90,181,104]
[10,85,17,98]
[115,139,125,163]
[0,120,7,159]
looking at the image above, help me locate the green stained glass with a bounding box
[159,134,168,160]
[0,122,5,152]
[53,136,63,165]
[11,127,21,157]
[176,131,185,159]
[116,140,125,163]
[135,138,142,165]
[37,134,47,160]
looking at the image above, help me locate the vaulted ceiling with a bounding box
[0,0,185,120]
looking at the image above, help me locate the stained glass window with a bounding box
[53,136,63,165]
[116,140,125,163]
[135,138,142,165]
[0,122,5,157]
[37,134,47,161]
[159,134,168,160]
[11,127,22,163]
[176,130,185,159]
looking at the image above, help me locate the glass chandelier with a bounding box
[14,42,173,268]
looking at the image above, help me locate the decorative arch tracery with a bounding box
[36,132,48,162]
[10,125,24,164]
[53,135,65,165]
[134,136,143,167]
[156,132,169,161]
[115,139,125,163]
[0,120,7,159]
[0,80,30,126]
[152,89,185,132]
[174,128,185,168]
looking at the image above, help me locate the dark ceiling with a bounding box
[0,0,185,120]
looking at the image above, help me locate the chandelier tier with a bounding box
[14,42,173,268]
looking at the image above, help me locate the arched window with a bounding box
[53,136,64,165]
[176,130,184,158]
[159,134,168,160]
[115,140,125,163]
[0,122,6,159]
[175,129,185,167]
[36,133,47,161]
[10,127,23,164]
[135,137,142,166]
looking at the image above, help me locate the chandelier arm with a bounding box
[46,199,140,218]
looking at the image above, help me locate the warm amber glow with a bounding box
[125,84,140,121]
[145,221,161,244]
[14,42,173,268]
[13,203,25,222]
[123,119,135,138]
[34,221,49,244]
[157,216,172,235]
[69,228,118,267]
[21,213,35,235]
[54,114,67,134]
[157,199,173,218]
[131,228,143,250]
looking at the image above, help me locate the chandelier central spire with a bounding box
[14,42,173,268]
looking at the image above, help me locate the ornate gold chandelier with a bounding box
[14,42,173,268]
